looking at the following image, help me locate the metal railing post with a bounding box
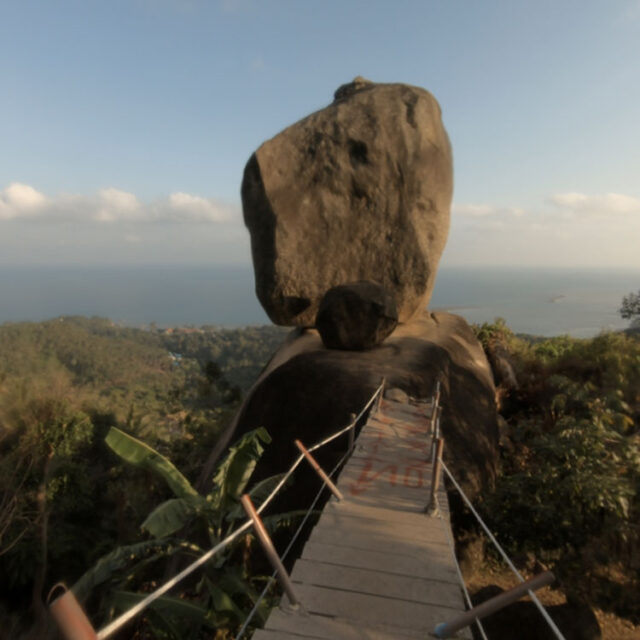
[430,410,442,465]
[295,440,344,501]
[426,437,445,515]
[347,413,356,452]
[375,377,386,414]
[434,571,556,638]
[429,399,441,437]
[241,495,300,607]
[48,584,98,640]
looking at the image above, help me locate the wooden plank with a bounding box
[351,433,429,452]
[365,419,429,438]
[300,540,459,584]
[307,522,449,554]
[264,607,425,639]
[255,398,470,640]
[290,558,463,608]
[291,583,459,633]
[312,509,450,546]
[310,502,448,539]
[328,486,443,512]
[338,464,434,497]
[302,528,454,573]
[323,491,448,524]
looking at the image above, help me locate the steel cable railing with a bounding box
[55,378,564,640]
[234,447,352,639]
[433,505,489,640]
[435,457,567,640]
[89,381,385,640]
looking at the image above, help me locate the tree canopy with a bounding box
[620,289,640,324]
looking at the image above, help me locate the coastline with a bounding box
[0,264,638,337]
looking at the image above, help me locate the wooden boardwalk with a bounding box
[253,397,471,640]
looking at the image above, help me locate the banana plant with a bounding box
[104,426,284,544]
[73,427,303,638]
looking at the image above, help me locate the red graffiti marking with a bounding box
[403,466,425,488]
[349,458,430,495]
[349,458,398,495]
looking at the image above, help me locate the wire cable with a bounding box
[97,521,252,639]
[432,492,489,640]
[234,449,351,639]
[95,383,383,639]
[439,458,566,640]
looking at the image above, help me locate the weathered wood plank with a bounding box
[300,540,458,584]
[290,558,463,608]
[306,525,449,555]
[264,607,425,639]
[312,509,450,546]
[292,583,459,632]
[323,494,449,525]
[254,398,469,639]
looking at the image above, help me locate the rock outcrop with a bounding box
[196,79,499,513]
[242,77,453,326]
[315,281,397,350]
[221,312,498,504]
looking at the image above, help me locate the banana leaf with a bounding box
[205,580,246,623]
[218,568,269,625]
[111,590,215,627]
[209,427,271,513]
[111,590,216,639]
[260,510,311,537]
[72,538,178,601]
[225,473,286,522]
[106,427,198,499]
[142,495,208,539]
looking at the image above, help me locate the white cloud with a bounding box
[549,192,640,216]
[96,188,143,222]
[0,183,48,219]
[0,183,236,223]
[163,192,230,222]
[445,191,640,267]
[452,202,526,218]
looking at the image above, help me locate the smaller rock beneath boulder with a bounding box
[316,281,398,350]
[384,387,410,403]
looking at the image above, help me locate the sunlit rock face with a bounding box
[241,77,453,327]
[204,84,498,510]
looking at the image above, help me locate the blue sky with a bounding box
[1,0,639,267]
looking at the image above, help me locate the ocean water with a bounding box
[0,264,638,337]
[430,267,639,337]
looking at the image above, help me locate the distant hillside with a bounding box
[0,316,287,426]
[0,316,287,637]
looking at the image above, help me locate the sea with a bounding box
[0,265,638,338]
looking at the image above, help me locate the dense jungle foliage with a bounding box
[0,317,286,639]
[1,313,639,637]
[474,319,640,627]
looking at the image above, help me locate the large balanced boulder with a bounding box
[316,281,398,350]
[241,77,453,326]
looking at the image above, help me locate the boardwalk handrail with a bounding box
[51,381,385,640]
[435,455,567,640]
[234,447,352,639]
[54,377,566,640]
[435,571,556,638]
